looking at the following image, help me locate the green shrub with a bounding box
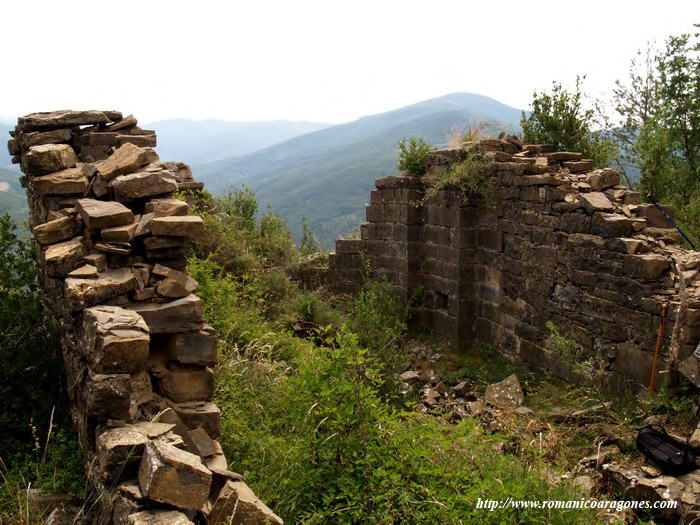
[396,137,435,176]
[423,151,492,204]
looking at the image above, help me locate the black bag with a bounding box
[636,424,697,474]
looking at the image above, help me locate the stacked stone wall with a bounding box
[329,139,700,393]
[7,110,281,524]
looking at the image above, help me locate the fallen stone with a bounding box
[587,168,620,190]
[96,426,149,481]
[399,370,421,383]
[18,110,113,131]
[112,171,178,202]
[26,489,74,520]
[66,268,135,309]
[23,144,78,175]
[77,198,135,230]
[209,481,283,525]
[84,251,107,272]
[102,222,137,242]
[153,265,198,298]
[82,306,149,373]
[45,504,85,525]
[44,237,85,276]
[151,216,204,238]
[68,264,98,279]
[33,215,80,245]
[138,441,211,510]
[167,329,218,366]
[159,367,214,403]
[31,165,92,195]
[484,374,524,408]
[679,355,700,388]
[580,192,614,213]
[189,428,219,458]
[94,143,159,181]
[145,197,189,217]
[168,401,221,439]
[127,510,194,525]
[572,475,595,493]
[129,294,203,333]
[105,115,138,132]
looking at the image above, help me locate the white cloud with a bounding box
[1,0,697,122]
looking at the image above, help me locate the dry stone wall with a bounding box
[328,138,700,393]
[7,110,282,525]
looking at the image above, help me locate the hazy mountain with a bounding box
[145,119,330,165]
[1,122,15,167]
[0,166,27,228]
[195,93,523,245]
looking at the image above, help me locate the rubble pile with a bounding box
[326,134,700,392]
[7,110,282,524]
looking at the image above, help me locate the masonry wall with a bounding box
[328,140,700,393]
[7,110,281,525]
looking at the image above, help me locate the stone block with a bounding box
[23,144,78,175]
[102,221,137,242]
[138,441,211,510]
[18,110,113,131]
[159,367,214,403]
[21,128,72,148]
[82,306,149,373]
[623,254,671,281]
[85,372,132,420]
[150,216,204,238]
[209,481,283,525]
[112,171,178,202]
[33,215,80,245]
[167,329,217,366]
[43,236,85,276]
[169,402,221,438]
[129,294,203,333]
[84,252,107,272]
[591,213,634,238]
[77,198,135,230]
[144,198,189,217]
[580,192,614,213]
[66,268,136,309]
[96,426,149,481]
[31,165,92,195]
[94,143,159,180]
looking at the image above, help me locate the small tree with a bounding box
[299,216,320,256]
[521,77,614,167]
[396,137,434,176]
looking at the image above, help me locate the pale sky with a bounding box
[1,0,697,124]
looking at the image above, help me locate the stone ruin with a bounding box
[309,137,700,393]
[6,110,282,524]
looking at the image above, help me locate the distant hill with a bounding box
[0,166,27,228]
[146,119,330,165]
[1,122,15,168]
[195,93,523,245]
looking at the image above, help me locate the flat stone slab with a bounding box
[23,144,78,175]
[31,164,93,195]
[112,170,178,202]
[43,236,85,276]
[33,216,79,245]
[94,143,158,180]
[129,294,203,333]
[145,197,189,217]
[77,198,135,230]
[66,268,135,310]
[484,374,524,408]
[18,110,117,131]
[151,215,204,238]
[138,441,211,510]
[581,191,614,213]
